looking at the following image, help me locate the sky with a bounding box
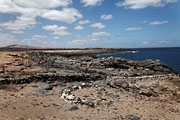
[0,0,180,48]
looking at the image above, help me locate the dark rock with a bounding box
[30,82,54,96]
[0,103,8,110]
[10,94,15,96]
[44,85,53,90]
[107,101,113,106]
[93,80,107,87]
[125,114,140,120]
[0,69,4,73]
[64,105,79,111]
[140,89,153,97]
[52,103,60,108]
[99,88,106,91]
[86,102,95,108]
[96,100,102,106]
[43,104,51,108]
[106,93,120,98]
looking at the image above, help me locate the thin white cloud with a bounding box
[90,31,111,41]
[13,0,72,9]
[142,40,172,47]
[53,31,71,36]
[0,0,82,33]
[142,41,150,46]
[74,26,84,30]
[0,16,37,33]
[43,25,67,31]
[11,31,24,34]
[0,33,18,47]
[91,31,111,37]
[116,0,177,9]
[68,39,87,46]
[54,36,60,39]
[19,39,31,45]
[159,40,171,44]
[43,25,70,36]
[79,20,90,25]
[32,34,47,39]
[142,20,148,24]
[125,27,143,31]
[80,0,104,7]
[90,23,106,29]
[150,21,168,25]
[68,31,111,47]
[41,8,83,24]
[101,14,113,20]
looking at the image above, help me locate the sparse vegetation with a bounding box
[0,84,19,91]
[0,84,8,90]
[31,84,38,88]
[18,71,34,76]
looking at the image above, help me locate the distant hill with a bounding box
[5,44,42,49]
[0,45,134,53]
[0,44,42,51]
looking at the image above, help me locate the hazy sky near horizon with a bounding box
[0,0,180,48]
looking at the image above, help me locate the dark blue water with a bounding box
[97,47,180,74]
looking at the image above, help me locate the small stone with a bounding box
[43,104,51,108]
[0,69,4,73]
[125,114,140,120]
[66,95,75,100]
[106,93,119,98]
[81,83,86,86]
[87,102,95,108]
[120,82,129,89]
[44,86,53,90]
[107,101,113,106]
[64,106,79,111]
[39,117,45,120]
[108,81,129,89]
[10,94,15,96]
[72,85,78,90]
[0,103,8,110]
[52,103,60,107]
[100,88,106,91]
[140,89,153,97]
[96,100,102,106]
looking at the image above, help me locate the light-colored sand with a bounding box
[0,83,180,120]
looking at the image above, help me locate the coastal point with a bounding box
[0,47,180,120]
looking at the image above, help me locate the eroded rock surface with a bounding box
[0,51,180,120]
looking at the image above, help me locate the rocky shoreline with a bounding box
[0,50,180,120]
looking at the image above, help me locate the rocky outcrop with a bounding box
[27,52,176,77]
[18,52,178,108]
[0,72,103,84]
[1,51,175,85]
[0,51,177,99]
[0,51,179,120]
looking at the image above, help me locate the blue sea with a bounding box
[97,47,180,74]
